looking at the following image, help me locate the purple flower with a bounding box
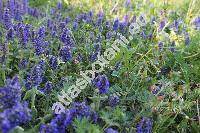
[51,25,57,38]
[90,43,101,61]
[44,81,53,93]
[192,16,200,30]
[60,28,75,47]
[14,3,22,21]
[0,102,32,133]
[0,0,3,20]
[22,0,28,14]
[50,9,55,15]
[105,21,111,29]
[125,0,131,8]
[173,20,179,33]
[130,16,137,23]
[105,128,119,133]
[24,24,31,44]
[96,34,102,43]
[51,30,56,38]
[19,24,31,46]
[72,102,92,118]
[47,19,53,29]
[0,76,21,109]
[106,31,112,40]
[49,56,58,70]
[3,8,12,29]
[7,0,15,17]
[72,102,98,122]
[158,41,163,51]
[88,11,93,18]
[6,28,14,40]
[85,12,93,23]
[25,79,32,90]
[59,22,66,30]
[19,59,28,69]
[33,27,48,56]
[30,64,44,87]
[74,15,81,23]
[108,95,120,107]
[59,46,72,62]
[159,20,166,31]
[148,33,153,40]
[89,52,99,62]
[97,10,104,18]
[151,85,162,95]
[141,31,146,39]
[94,75,110,94]
[124,15,129,23]
[14,23,22,37]
[81,13,87,22]
[57,2,62,10]
[95,43,101,51]
[28,8,40,18]
[38,26,46,39]
[39,124,59,133]
[95,11,104,26]
[65,17,71,24]
[139,14,146,26]
[25,61,45,89]
[113,18,119,31]
[73,21,79,30]
[96,17,103,27]
[136,117,153,133]
[119,21,127,33]
[40,102,97,132]
[170,41,175,52]
[80,13,87,21]
[184,32,190,45]
[33,38,46,55]
[39,59,46,70]
[90,111,98,123]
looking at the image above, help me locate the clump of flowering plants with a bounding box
[0,0,200,132]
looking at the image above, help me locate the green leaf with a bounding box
[10,126,24,133]
[73,118,103,133]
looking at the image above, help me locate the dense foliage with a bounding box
[0,0,200,133]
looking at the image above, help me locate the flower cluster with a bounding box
[0,76,21,109]
[40,102,97,133]
[0,76,32,133]
[108,95,120,107]
[25,62,45,89]
[136,117,153,133]
[94,75,110,94]
[0,0,199,132]
[59,46,72,62]
[0,102,32,133]
[192,17,200,30]
[0,0,41,29]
